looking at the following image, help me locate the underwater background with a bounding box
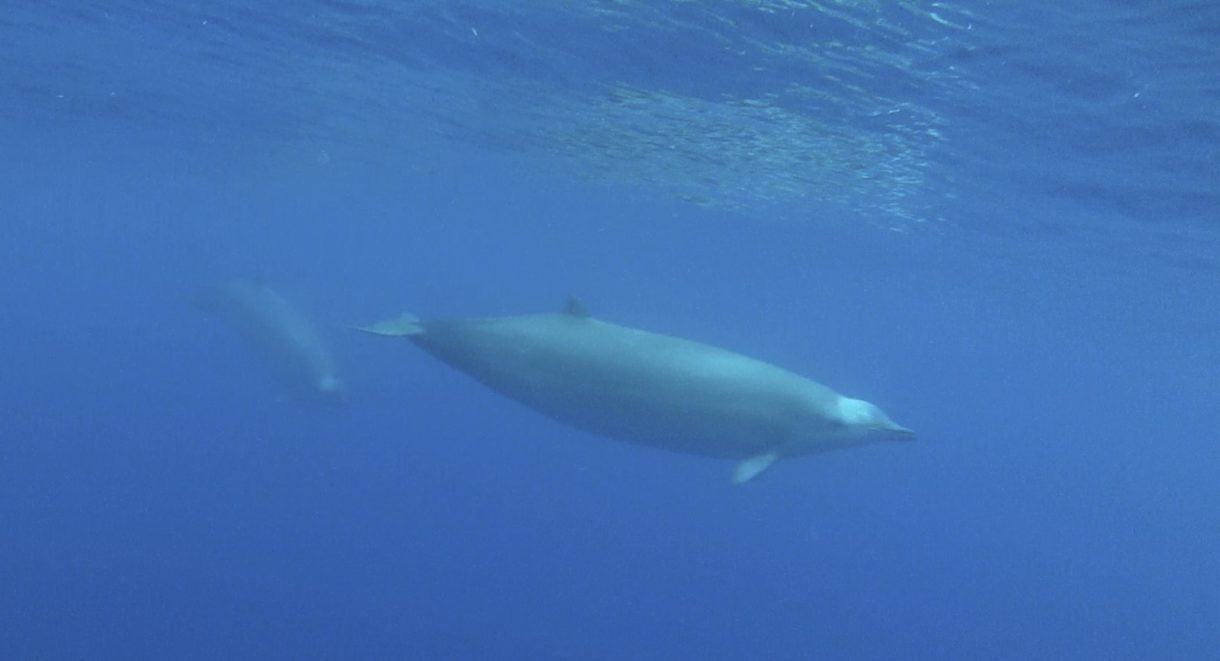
[2,1,1218,659]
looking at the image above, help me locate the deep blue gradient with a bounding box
[2,2,1218,659]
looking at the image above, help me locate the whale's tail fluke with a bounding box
[356,313,423,337]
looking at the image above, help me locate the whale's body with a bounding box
[197,280,345,404]
[363,301,911,482]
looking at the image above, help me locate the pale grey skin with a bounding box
[196,280,345,405]
[362,302,912,482]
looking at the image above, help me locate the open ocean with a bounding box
[2,2,1217,659]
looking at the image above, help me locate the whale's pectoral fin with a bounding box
[356,313,422,337]
[731,452,779,485]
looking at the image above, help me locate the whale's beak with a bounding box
[887,424,916,439]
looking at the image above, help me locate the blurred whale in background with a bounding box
[194,280,345,405]
[360,299,911,483]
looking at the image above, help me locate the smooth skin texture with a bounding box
[197,280,345,404]
[362,301,911,482]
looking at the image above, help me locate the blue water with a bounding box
[2,2,1218,659]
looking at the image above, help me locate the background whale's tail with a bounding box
[356,313,423,338]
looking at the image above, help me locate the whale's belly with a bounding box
[413,315,839,458]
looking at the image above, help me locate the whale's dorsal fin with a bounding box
[562,296,590,318]
[732,452,779,485]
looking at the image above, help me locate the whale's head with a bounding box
[314,375,347,405]
[835,397,914,440]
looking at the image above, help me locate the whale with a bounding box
[360,299,911,483]
[194,280,345,404]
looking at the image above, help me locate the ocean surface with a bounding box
[2,1,1218,659]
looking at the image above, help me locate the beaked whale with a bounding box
[361,299,911,483]
[195,280,345,405]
